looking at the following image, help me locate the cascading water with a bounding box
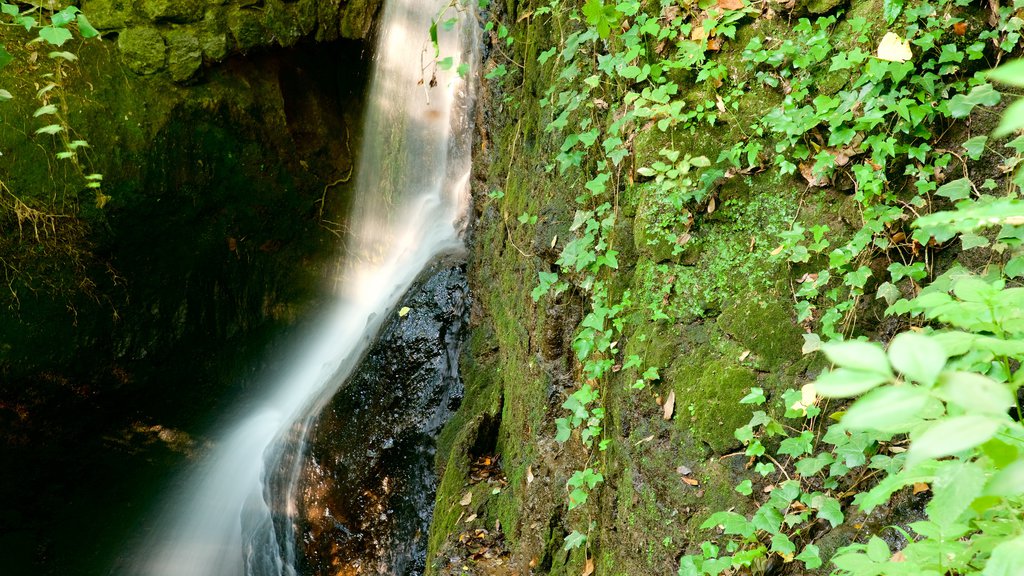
[123,1,475,574]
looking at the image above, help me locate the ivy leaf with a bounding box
[555,418,571,442]
[563,530,587,551]
[38,26,73,47]
[815,368,890,397]
[962,135,987,160]
[882,0,903,24]
[581,0,617,39]
[935,177,972,201]
[0,44,12,70]
[888,332,947,387]
[949,83,1001,118]
[908,415,1003,465]
[796,545,822,569]
[1,3,18,16]
[810,494,844,528]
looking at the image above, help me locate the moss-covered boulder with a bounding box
[137,0,205,23]
[118,26,166,75]
[165,29,203,83]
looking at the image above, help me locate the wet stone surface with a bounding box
[292,262,469,576]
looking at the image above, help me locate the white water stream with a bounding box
[124,1,475,573]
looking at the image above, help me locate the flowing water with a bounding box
[123,1,475,573]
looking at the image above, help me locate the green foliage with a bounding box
[0,2,106,213]
[492,0,1024,569]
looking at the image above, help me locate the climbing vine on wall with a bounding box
[479,0,1024,572]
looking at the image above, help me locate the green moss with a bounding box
[118,27,167,75]
[718,291,803,371]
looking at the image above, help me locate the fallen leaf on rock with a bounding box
[717,0,745,8]
[663,390,676,420]
[912,482,930,495]
[398,306,411,317]
[582,557,595,576]
[526,466,535,485]
[799,162,829,187]
[460,491,473,506]
[891,550,907,562]
[466,513,477,523]
[953,21,967,35]
[877,32,913,62]
[681,476,699,486]
[738,350,751,362]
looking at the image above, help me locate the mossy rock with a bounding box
[717,292,802,371]
[81,0,131,30]
[668,355,757,454]
[118,26,166,75]
[198,8,229,61]
[228,7,269,51]
[165,29,203,83]
[137,0,205,23]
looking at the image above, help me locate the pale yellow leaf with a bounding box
[663,390,676,420]
[877,32,912,62]
[460,491,472,506]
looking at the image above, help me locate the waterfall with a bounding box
[123,0,475,573]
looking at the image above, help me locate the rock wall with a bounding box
[85,0,383,82]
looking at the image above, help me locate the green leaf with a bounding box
[937,371,1014,415]
[735,479,753,495]
[33,104,58,117]
[814,368,891,398]
[563,529,587,551]
[1,3,18,16]
[986,459,1024,497]
[994,98,1024,138]
[909,415,1003,465]
[0,44,12,70]
[796,545,822,569]
[887,332,947,386]
[927,460,985,528]
[949,83,1001,118]
[1005,255,1024,278]
[841,385,932,432]
[38,26,73,47]
[866,536,889,562]
[555,418,571,442]
[822,340,892,375]
[76,14,99,39]
[35,124,63,135]
[810,494,844,528]
[882,0,903,24]
[962,136,988,160]
[0,88,11,101]
[935,177,972,201]
[48,51,77,61]
[988,60,1024,88]
[701,511,755,537]
[770,533,795,556]
[984,537,1024,576]
[437,56,454,70]
[739,387,766,404]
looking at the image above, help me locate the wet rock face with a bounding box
[295,263,469,576]
[87,0,384,82]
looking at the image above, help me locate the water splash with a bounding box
[123,0,476,573]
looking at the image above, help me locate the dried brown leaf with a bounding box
[663,390,676,420]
